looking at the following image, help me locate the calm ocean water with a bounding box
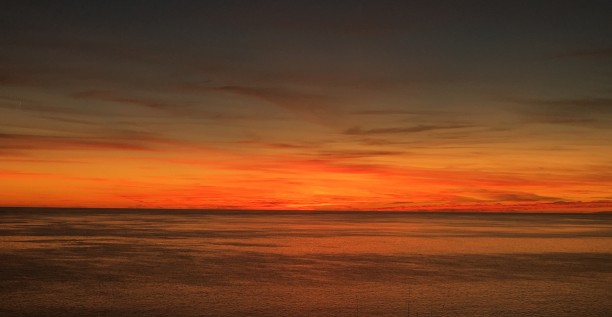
[1,208,611,316]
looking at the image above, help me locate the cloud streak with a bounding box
[550,47,612,59]
[508,97,612,124]
[74,90,182,111]
[0,131,193,152]
[344,124,473,135]
[180,84,336,121]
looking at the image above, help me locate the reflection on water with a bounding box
[1,208,611,316]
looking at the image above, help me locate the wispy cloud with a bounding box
[0,131,193,152]
[74,90,181,111]
[521,97,612,112]
[73,89,260,120]
[352,109,461,118]
[477,190,562,202]
[316,149,405,160]
[0,169,59,180]
[550,47,612,59]
[3,36,152,62]
[34,116,98,126]
[352,110,423,115]
[216,1,414,38]
[181,84,336,121]
[344,124,472,135]
[236,139,316,150]
[507,97,612,124]
[0,99,84,116]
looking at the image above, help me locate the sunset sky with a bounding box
[1,1,611,211]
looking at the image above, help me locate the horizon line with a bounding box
[1,206,610,215]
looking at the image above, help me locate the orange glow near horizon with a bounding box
[1,138,611,211]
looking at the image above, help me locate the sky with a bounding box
[1,1,611,211]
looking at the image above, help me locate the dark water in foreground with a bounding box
[1,209,611,316]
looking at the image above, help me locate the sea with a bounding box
[1,208,611,316]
